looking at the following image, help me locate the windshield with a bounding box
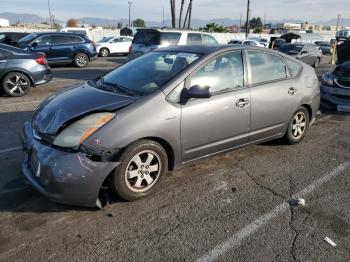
[99,37,113,43]
[279,44,303,53]
[18,33,38,44]
[100,51,201,95]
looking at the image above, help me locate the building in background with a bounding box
[0,18,10,27]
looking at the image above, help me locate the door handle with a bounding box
[288,87,297,95]
[236,98,249,108]
[0,60,6,63]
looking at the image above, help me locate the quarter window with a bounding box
[285,60,302,78]
[248,51,286,85]
[191,52,244,94]
[202,34,218,44]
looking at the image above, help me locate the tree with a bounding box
[249,17,262,30]
[203,23,227,33]
[66,18,78,27]
[133,18,145,27]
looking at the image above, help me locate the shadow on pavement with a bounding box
[52,68,112,81]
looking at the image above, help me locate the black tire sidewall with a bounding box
[2,72,31,97]
[112,140,168,201]
[284,107,309,144]
[74,53,89,68]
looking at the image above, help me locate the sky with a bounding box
[0,0,349,22]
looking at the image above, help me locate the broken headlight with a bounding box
[53,112,116,148]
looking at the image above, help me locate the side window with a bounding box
[248,51,287,85]
[167,81,185,103]
[32,35,52,46]
[52,35,74,44]
[112,38,121,43]
[160,33,181,45]
[70,36,84,43]
[202,34,218,44]
[285,59,302,78]
[187,33,202,45]
[191,52,244,94]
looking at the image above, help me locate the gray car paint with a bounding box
[22,45,320,207]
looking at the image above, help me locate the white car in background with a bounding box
[242,40,267,48]
[96,36,133,57]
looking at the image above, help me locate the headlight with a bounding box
[321,72,334,86]
[53,112,115,148]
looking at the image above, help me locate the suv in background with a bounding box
[128,29,219,60]
[278,43,322,68]
[336,30,350,41]
[18,32,97,67]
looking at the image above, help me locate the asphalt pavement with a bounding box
[1,55,350,262]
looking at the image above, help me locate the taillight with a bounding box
[35,54,47,65]
[129,46,132,53]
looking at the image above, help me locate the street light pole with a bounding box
[128,1,133,27]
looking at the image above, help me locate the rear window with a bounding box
[133,30,160,45]
[160,32,181,45]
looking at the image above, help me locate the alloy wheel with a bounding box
[76,54,88,67]
[5,75,29,95]
[291,112,306,139]
[100,49,109,57]
[125,150,161,193]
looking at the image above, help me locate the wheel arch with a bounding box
[301,104,312,123]
[0,69,35,87]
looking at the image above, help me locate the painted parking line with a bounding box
[0,100,42,107]
[0,146,22,154]
[197,162,350,262]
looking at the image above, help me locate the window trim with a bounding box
[284,58,303,79]
[244,49,289,87]
[186,33,203,45]
[188,50,246,96]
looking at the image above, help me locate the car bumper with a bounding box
[32,67,52,86]
[320,84,350,108]
[21,121,120,207]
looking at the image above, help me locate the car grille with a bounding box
[335,78,350,88]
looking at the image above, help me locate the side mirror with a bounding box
[301,50,308,54]
[186,85,212,99]
[31,42,38,48]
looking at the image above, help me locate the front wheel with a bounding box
[111,140,168,201]
[99,48,110,57]
[1,72,31,97]
[74,52,89,68]
[283,107,309,145]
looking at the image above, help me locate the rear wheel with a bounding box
[283,107,309,144]
[100,48,110,57]
[1,72,31,97]
[111,140,168,201]
[74,52,89,68]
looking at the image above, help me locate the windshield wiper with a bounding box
[100,77,138,96]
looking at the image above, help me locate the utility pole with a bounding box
[47,0,53,28]
[162,6,165,27]
[331,14,341,65]
[245,0,250,39]
[179,0,185,28]
[128,1,132,27]
[335,14,340,31]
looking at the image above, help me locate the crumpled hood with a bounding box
[33,82,137,135]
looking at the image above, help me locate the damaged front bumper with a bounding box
[21,121,120,207]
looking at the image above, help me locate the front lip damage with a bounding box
[21,121,120,207]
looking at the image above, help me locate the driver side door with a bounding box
[180,51,251,162]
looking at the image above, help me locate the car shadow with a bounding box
[52,68,112,81]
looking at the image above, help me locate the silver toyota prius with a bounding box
[21,45,320,207]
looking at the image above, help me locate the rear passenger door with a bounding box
[50,35,78,62]
[247,51,301,142]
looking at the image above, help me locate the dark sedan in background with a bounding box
[0,43,52,97]
[18,32,97,67]
[321,61,350,112]
[315,41,333,55]
[278,43,322,67]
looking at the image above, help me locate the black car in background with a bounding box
[0,44,52,97]
[0,32,30,47]
[18,32,97,67]
[315,41,332,55]
[278,43,322,67]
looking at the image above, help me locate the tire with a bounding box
[1,72,31,97]
[283,107,309,145]
[111,140,168,201]
[74,52,89,68]
[100,48,110,57]
[313,57,320,68]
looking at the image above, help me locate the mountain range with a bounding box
[0,12,349,28]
